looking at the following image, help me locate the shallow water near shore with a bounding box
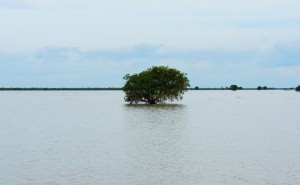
[0,90,300,184]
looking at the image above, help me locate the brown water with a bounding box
[0,91,299,184]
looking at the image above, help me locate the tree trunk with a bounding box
[148,99,157,104]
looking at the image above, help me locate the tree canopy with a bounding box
[296,85,300,92]
[229,84,239,91]
[123,66,190,104]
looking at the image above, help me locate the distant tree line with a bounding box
[190,85,297,91]
[257,86,268,90]
[1,86,299,91]
[0,87,122,91]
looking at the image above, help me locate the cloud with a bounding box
[257,40,300,68]
[1,41,300,87]
[277,66,300,75]
[1,0,299,87]
[1,0,300,52]
[2,0,300,13]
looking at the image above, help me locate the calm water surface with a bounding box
[0,91,300,184]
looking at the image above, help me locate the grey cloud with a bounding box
[258,40,300,68]
[2,42,300,69]
[1,42,300,87]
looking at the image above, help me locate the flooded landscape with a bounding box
[1,91,300,184]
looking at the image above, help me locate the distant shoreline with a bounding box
[0,88,122,91]
[0,87,295,91]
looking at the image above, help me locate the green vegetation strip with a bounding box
[0,88,123,91]
[0,87,296,91]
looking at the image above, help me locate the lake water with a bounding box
[0,91,300,184]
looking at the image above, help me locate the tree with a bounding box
[296,85,300,92]
[257,86,262,90]
[263,86,268,90]
[229,84,239,91]
[195,86,199,90]
[123,66,190,104]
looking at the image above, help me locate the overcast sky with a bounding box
[1,0,300,87]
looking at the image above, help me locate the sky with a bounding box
[0,0,300,88]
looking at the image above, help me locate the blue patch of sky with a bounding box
[0,2,32,9]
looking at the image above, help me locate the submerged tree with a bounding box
[229,84,239,91]
[123,66,190,104]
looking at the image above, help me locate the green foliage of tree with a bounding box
[263,86,268,90]
[229,84,239,91]
[296,85,300,92]
[257,86,262,90]
[195,86,199,90]
[123,66,190,104]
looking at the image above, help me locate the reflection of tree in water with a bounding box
[124,104,187,126]
[122,105,191,184]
